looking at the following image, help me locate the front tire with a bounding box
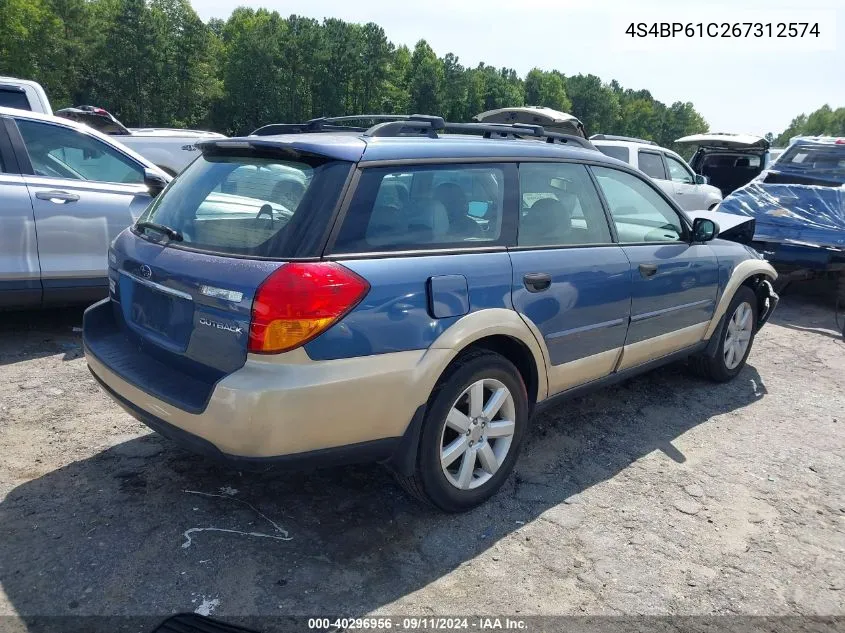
[691,286,758,382]
[395,351,529,512]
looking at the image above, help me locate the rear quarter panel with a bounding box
[306,252,514,361]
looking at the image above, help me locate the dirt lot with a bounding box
[1,290,843,631]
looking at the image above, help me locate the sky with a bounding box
[192,0,844,137]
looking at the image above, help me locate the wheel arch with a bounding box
[424,308,549,405]
[704,259,777,340]
[388,309,549,477]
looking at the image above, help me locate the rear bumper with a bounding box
[84,299,440,463]
[89,367,400,470]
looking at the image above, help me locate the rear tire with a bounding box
[395,350,529,512]
[690,286,758,382]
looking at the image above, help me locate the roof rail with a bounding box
[365,118,595,149]
[590,134,658,146]
[251,114,413,136]
[250,113,596,150]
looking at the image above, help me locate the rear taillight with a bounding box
[248,262,369,354]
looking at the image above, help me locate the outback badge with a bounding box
[199,317,242,335]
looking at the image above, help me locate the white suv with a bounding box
[590,135,723,211]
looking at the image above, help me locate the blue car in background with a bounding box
[718,137,845,283]
[82,115,778,512]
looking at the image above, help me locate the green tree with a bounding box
[564,74,619,135]
[381,44,410,113]
[407,39,443,115]
[0,1,714,139]
[524,68,571,112]
[0,0,64,98]
[441,53,468,121]
[214,8,287,134]
[357,23,393,113]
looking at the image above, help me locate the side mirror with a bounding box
[694,174,708,185]
[144,168,168,198]
[692,217,719,242]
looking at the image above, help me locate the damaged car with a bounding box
[716,136,845,298]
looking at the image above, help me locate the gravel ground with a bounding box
[0,289,843,631]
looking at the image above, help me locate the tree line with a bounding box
[2,0,714,149]
[772,105,845,147]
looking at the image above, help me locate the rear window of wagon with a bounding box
[135,153,351,258]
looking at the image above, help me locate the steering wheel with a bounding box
[255,203,275,227]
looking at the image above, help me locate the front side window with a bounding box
[592,166,685,243]
[16,119,144,184]
[136,153,350,257]
[637,151,667,179]
[665,155,694,184]
[518,162,612,247]
[332,164,506,253]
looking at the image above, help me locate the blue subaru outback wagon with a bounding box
[83,115,779,512]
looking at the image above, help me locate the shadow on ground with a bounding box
[0,307,86,366]
[769,281,845,343]
[0,294,833,631]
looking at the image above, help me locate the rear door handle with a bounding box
[35,190,80,204]
[639,263,658,278]
[523,272,552,293]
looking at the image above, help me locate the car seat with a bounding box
[405,199,450,243]
[520,197,572,246]
[367,204,406,245]
[434,183,482,239]
[376,181,410,208]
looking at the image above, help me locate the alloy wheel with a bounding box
[724,301,753,370]
[439,378,516,491]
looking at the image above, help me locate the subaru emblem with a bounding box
[140,265,152,279]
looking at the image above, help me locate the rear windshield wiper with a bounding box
[136,221,184,242]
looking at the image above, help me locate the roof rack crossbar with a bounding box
[365,119,595,149]
[249,113,595,149]
[251,114,417,136]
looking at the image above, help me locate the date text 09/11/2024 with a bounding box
[625,22,820,38]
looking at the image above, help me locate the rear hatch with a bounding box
[675,133,770,150]
[473,106,586,138]
[55,106,132,135]
[84,138,361,411]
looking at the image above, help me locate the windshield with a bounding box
[135,153,351,258]
[775,143,845,185]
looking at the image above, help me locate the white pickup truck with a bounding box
[0,76,224,174]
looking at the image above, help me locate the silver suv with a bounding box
[0,107,170,308]
[591,134,723,211]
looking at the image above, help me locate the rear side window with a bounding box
[137,154,351,258]
[637,151,666,179]
[332,164,507,253]
[518,163,612,246]
[0,87,31,110]
[596,145,630,163]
